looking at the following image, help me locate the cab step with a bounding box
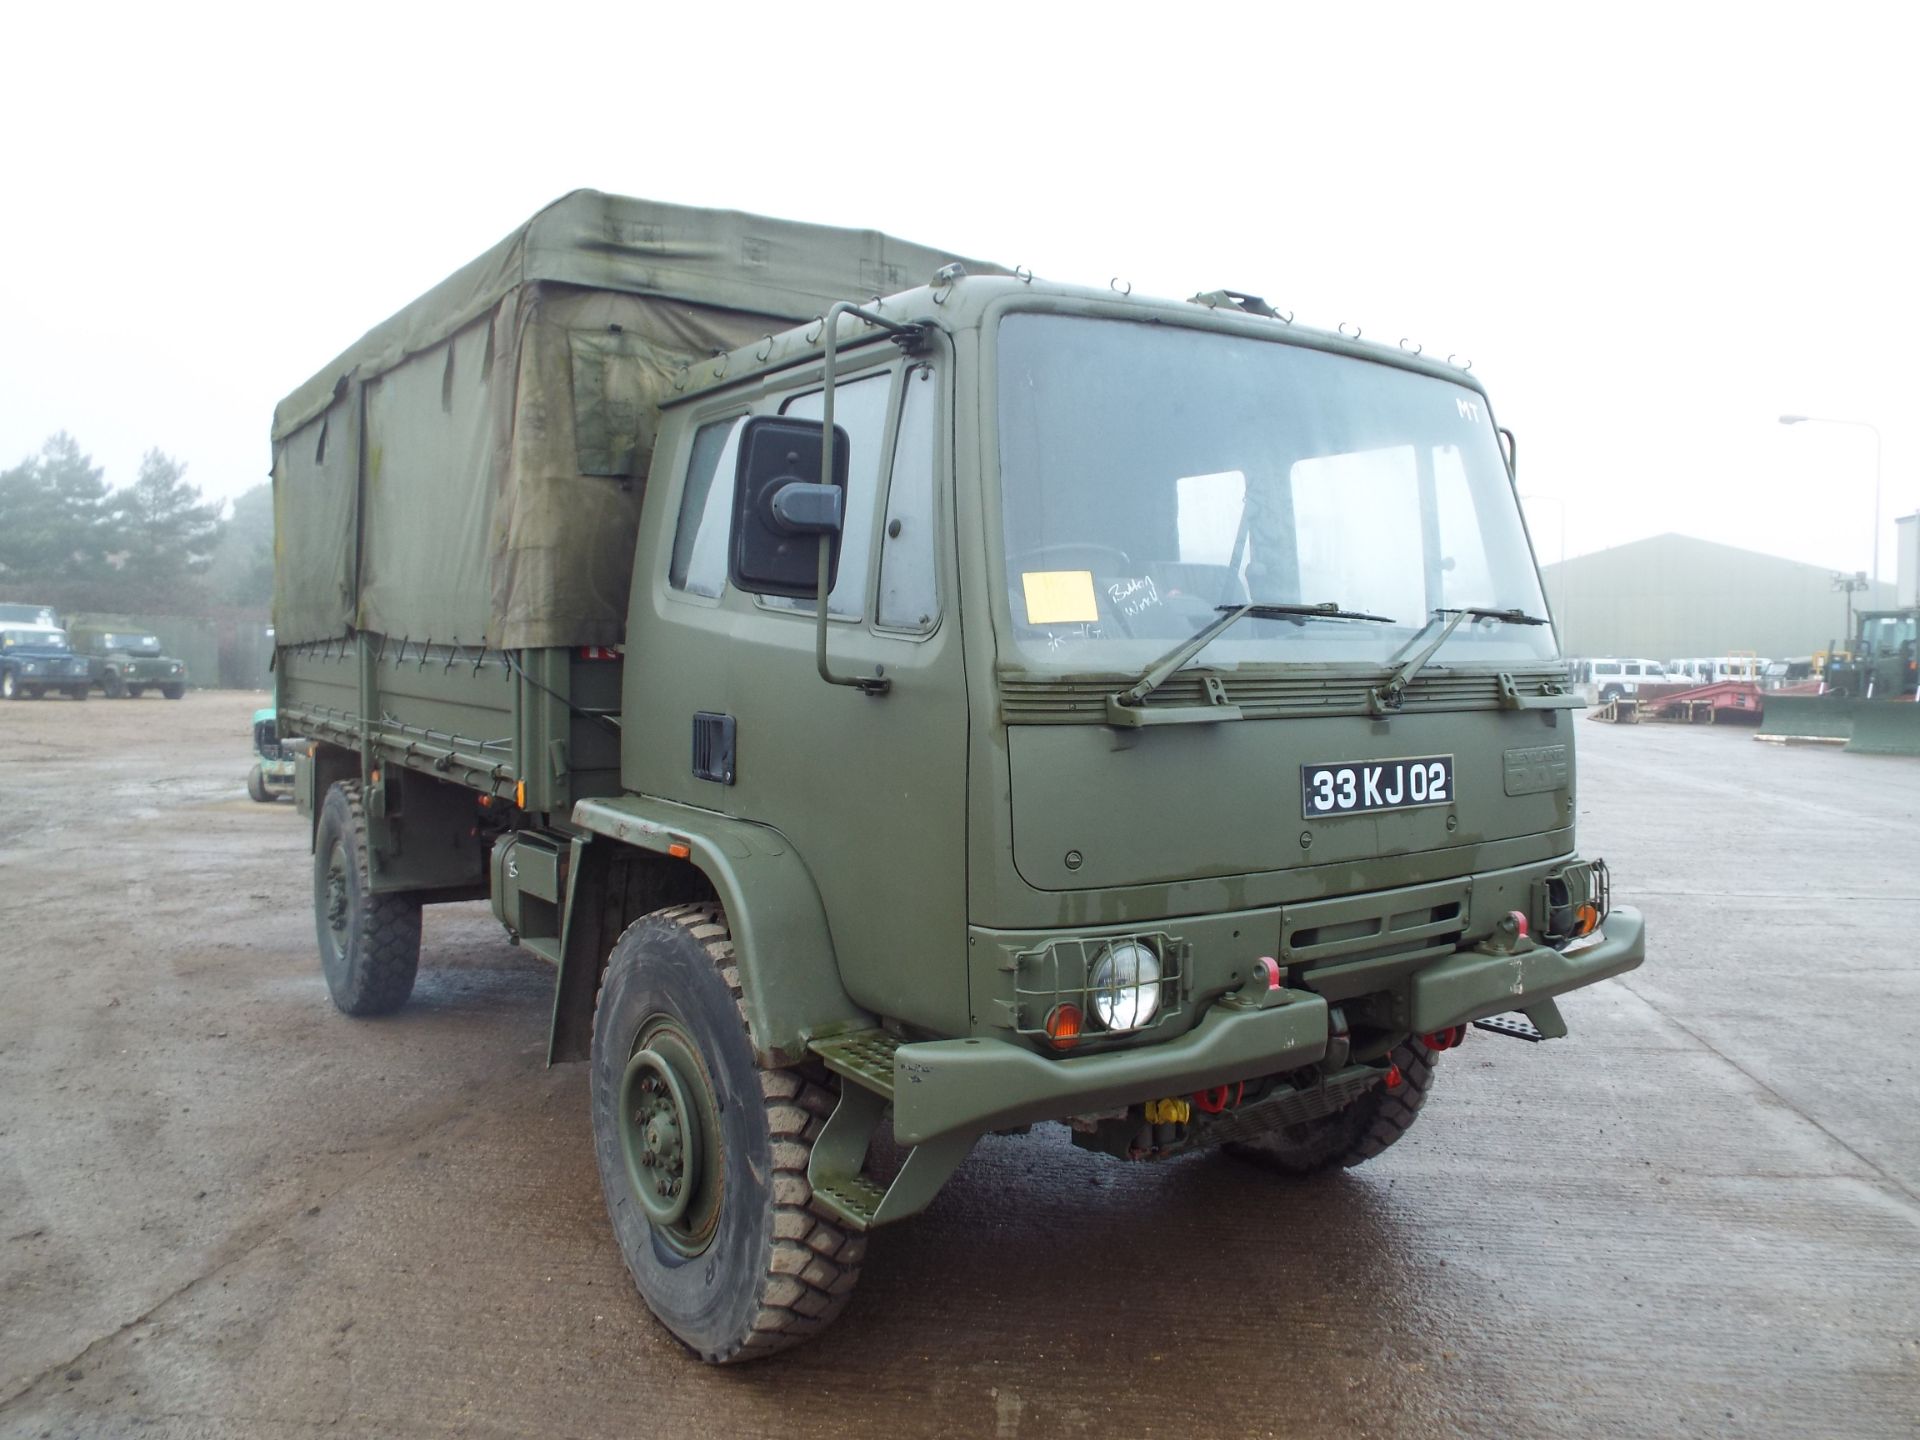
[809,1028,898,1101]
[805,1030,969,1232]
[1471,999,1568,1043]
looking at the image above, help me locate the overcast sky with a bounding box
[3,2,1914,580]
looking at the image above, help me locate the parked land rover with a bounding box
[70,626,188,699]
[1570,657,1672,703]
[0,627,92,700]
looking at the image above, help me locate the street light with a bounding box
[1779,414,1884,588]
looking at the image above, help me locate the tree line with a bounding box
[0,432,272,615]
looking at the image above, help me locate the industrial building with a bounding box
[1538,533,1897,661]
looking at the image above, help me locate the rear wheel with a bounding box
[66,685,88,701]
[313,781,421,1015]
[590,903,861,1362]
[162,683,186,700]
[1227,1036,1439,1174]
[127,685,146,698]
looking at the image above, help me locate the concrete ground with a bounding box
[0,692,1915,1439]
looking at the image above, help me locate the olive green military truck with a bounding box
[274,191,1644,1363]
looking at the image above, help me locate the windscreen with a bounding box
[1,629,69,650]
[996,313,1555,670]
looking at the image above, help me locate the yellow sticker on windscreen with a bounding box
[1021,570,1100,625]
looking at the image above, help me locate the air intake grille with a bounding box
[692,712,736,785]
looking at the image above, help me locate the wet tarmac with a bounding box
[1,693,1915,1438]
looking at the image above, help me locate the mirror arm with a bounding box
[814,301,898,696]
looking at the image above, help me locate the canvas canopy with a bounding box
[272,190,999,649]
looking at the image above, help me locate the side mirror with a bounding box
[728,416,850,598]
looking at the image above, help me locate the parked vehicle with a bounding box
[1824,610,1918,699]
[1568,657,1673,702]
[1664,655,1766,686]
[275,191,1643,1363]
[69,627,188,698]
[0,627,92,700]
[248,707,298,802]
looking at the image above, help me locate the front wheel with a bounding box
[1227,1036,1439,1174]
[590,903,862,1362]
[248,764,272,803]
[313,781,421,1015]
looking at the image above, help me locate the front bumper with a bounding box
[889,907,1645,1146]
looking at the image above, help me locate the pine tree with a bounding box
[113,450,226,609]
[0,432,120,581]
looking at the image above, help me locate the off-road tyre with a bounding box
[313,781,422,1016]
[248,764,272,803]
[65,685,88,701]
[127,685,146,699]
[1227,1035,1439,1175]
[101,672,124,698]
[0,672,18,700]
[162,683,186,700]
[590,902,862,1363]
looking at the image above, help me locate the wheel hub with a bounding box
[619,1044,704,1228]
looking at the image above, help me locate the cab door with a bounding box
[625,347,970,1036]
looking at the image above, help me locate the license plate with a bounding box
[1301,755,1454,817]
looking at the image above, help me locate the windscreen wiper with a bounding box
[1369,606,1550,715]
[1115,601,1397,710]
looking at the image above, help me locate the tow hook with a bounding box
[1422,1025,1467,1052]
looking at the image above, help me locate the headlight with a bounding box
[1089,940,1162,1031]
[21,662,41,674]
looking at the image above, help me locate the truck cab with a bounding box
[1828,610,1919,698]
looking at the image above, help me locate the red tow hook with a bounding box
[1192,1082,1246,1114]
[1421,1025,1467,1052]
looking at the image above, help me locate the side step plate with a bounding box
[806,1030,971,1232]
[1472,999,1568,1043]
[810,1029,899,1102]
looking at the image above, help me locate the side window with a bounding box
[773,373,891,620]
[669,416,746,598]
[876,365,938,632]
[1625,662,1642,676]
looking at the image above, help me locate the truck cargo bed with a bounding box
[278,636,620,818]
